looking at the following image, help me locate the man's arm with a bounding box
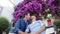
[15,19,24,34]
[25,31,28,34]
[30,20,45,34]
[30,25,45,34]
[36,25,45,34]
[18,30,24,34]
[36,20,45,34]
[25,25,30,34]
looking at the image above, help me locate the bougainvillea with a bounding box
[13,0,60,23]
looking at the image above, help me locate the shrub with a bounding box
[0,17,9,34]
[53,20,60,28]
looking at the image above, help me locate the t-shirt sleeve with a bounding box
[25,25,30,32]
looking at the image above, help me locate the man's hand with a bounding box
[18,30,24,34]
[24,32,28,34]
[29,32,39,34]
[18,30,28,34]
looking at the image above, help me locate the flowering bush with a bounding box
[13,0,60,23]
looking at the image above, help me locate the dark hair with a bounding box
[23,12,30,17]
[30,12,37,17]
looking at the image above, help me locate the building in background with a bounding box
[0,0,23,23]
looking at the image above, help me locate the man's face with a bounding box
[26,13,30,20]
[31,16,36,20]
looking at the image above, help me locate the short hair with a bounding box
[23,12,30,17]
[30,13,37,17]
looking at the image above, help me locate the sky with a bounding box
[0,0,23,7]
[10,0,23,5]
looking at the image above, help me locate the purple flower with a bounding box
[13,0,60,23]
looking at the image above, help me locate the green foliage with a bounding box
[0,17,9,31]
[53,20,60,28]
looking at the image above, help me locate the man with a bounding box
[9,12,31,34]
[25,15,46,34]
[10,13,45,34]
